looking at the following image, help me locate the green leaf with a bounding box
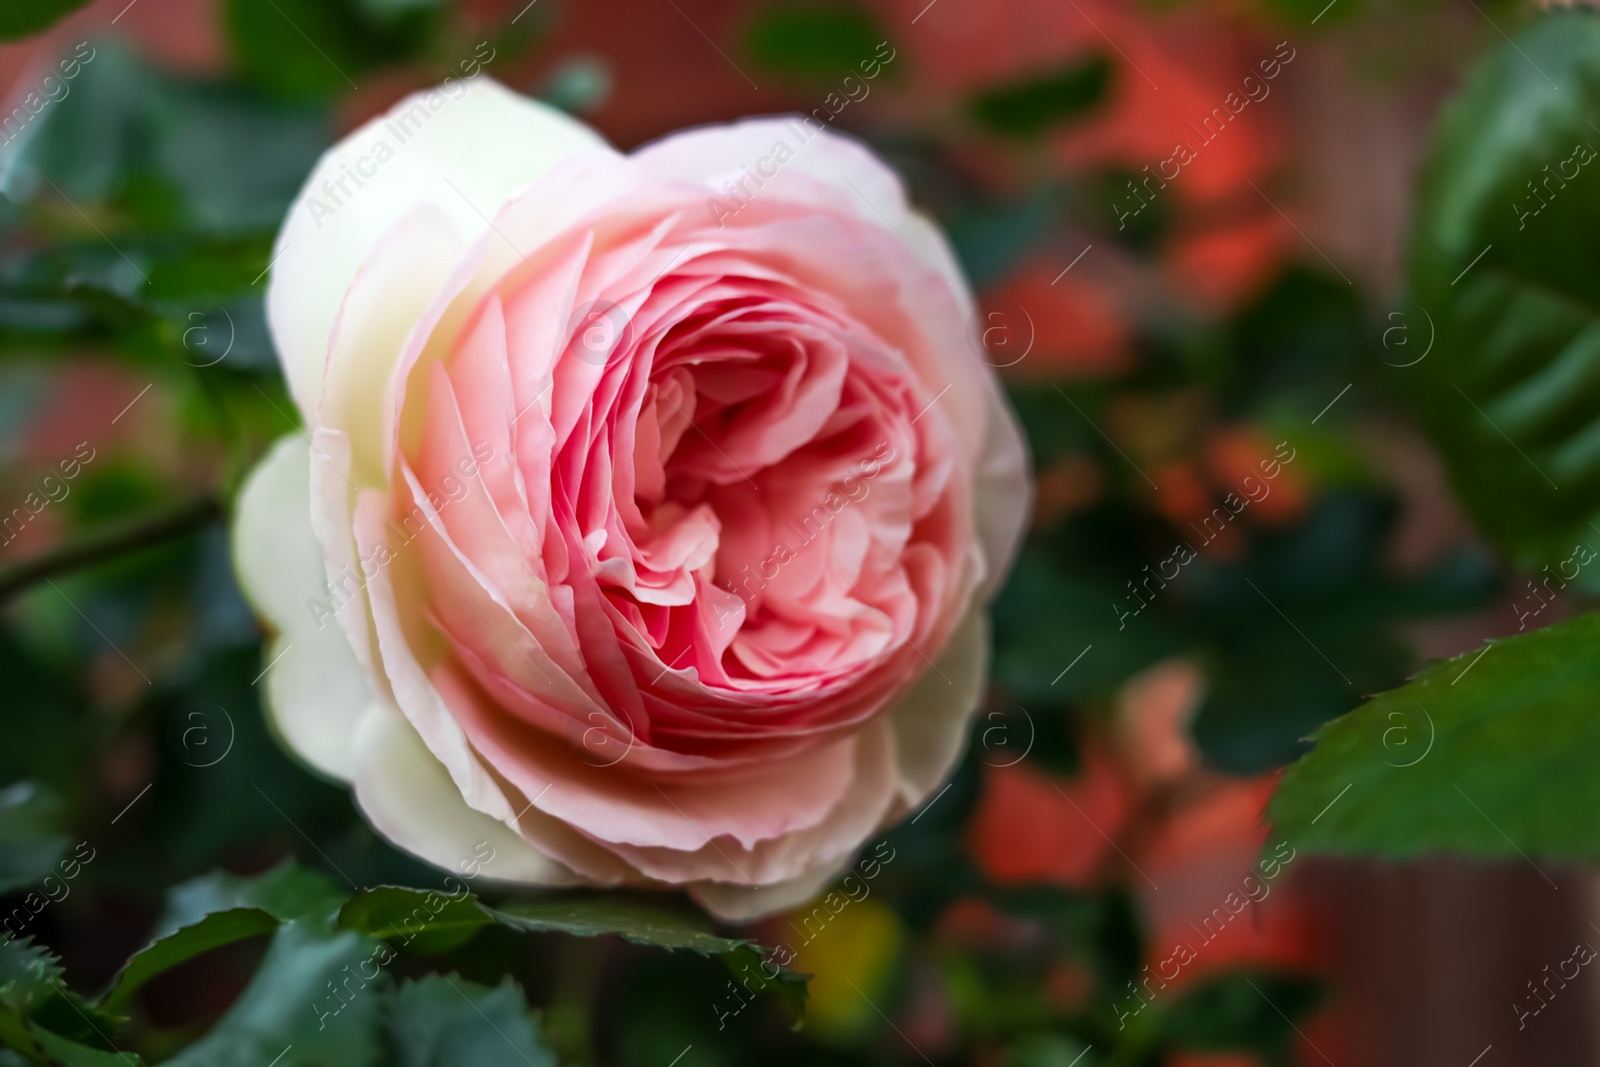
[744,5,889,80]
[0,941,135,1066]
[0,0,93,41]
[100,908,279,1013]
[491,896,752,955]
[10,43,330,230]
[387,975,556,1067]
[0,783,68,896]
[159,861,347,938]
[1270,612,1600,857]
[1162,971,1320,1054]
[224,0,439,99]
[339,887,810,1018]
[0,938,63,1017]
[29,1026,147,1067]
[336,888,492,956]
[162,921,384,1067]
[1003,1033,1097,1067]
[969,55,1112,139]
[1408,9,1600,572]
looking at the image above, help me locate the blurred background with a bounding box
[0,0,1592,1063]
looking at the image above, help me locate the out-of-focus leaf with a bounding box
[11,43,329,229]
[946,190,1058,290]
[162,921,384,1067]
[1162,971,1320,1054]
[1270,612,1600,857]
[0,783,67,896]
[1225,268,1367,417]
[1004,1032,1098,1067]
[0,0,92,41]
[1263,0,1359,27]
[387,975,556,1067]
[970,55,1112,139]
[0,941,132,1065]
[1188,491,1497,773]
[745,5,889,79]
[1408,9,1600,574]
[0,938,62,1022]
[28,1027,147,1067]
[224,0,438,99]
[100,907,279,1013]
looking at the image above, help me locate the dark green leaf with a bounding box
[29,1027,147,1067]
[744,5,889,79]
[159,862,347,938]
[162,921,384,1067]
[337,887,492,956]
[492,896,751,955]
[1270,612,1600,857]
[387,975,555,1067]
[339,886,810,1019]
[0,938,63,1017]
[0,0,92,41]
[13,43,330,230]
[1003,1033,1097,1067]
[101,907,279,1013]
[224,0,438,99]
[970,56,1112,139]
[0,783,67,896]
[1408,9,1600,573]
[0,941,131,1065]
[1162,971,1320,1054]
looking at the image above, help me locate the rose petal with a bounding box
[268,78,606,422]
[233,434,373,779]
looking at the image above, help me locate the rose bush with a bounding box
[232,78,1029,920]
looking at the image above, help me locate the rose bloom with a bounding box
[233,78,1028,920]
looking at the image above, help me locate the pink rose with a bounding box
[233,78,1028,919]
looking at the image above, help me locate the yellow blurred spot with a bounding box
[782,896,904,1036]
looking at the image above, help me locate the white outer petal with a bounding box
[267,77,607,422]
[353,704,580,885]
[691,857,850,923]
[233,434,372,780]
[886,609,989,811]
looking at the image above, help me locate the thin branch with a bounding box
[0,494,223,603]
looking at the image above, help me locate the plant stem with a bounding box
[0,494,224,603]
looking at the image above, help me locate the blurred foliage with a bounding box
[968,56,1112,140]
[744,4,890,80]
[1408,8,1600,580]
[0,0,92,42]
